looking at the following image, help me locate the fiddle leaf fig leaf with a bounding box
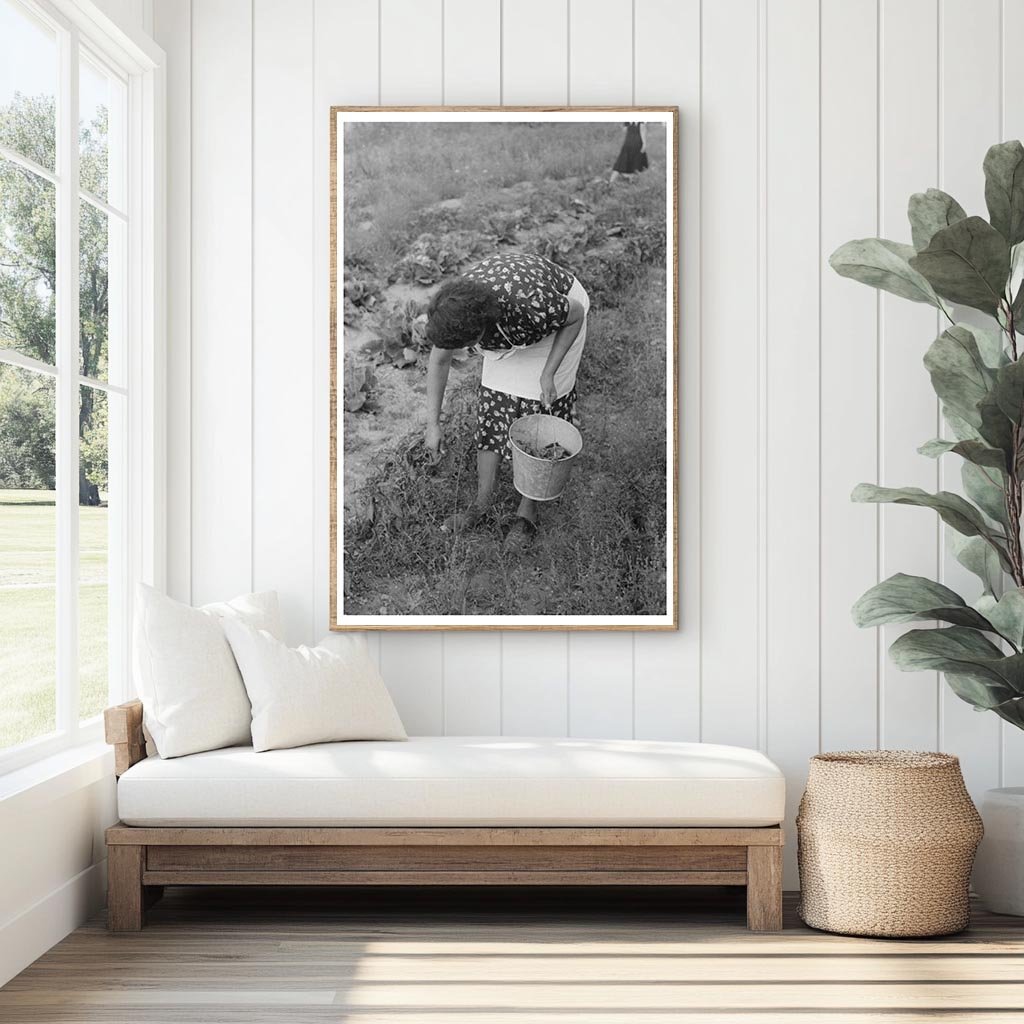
[944,671,1023,713]
[1008,241,1024,313]
[1011,278,1024,326]
[968,322,1011,368]
[888,627,1024,705]
[978,392,1016,457]
[950,532,1004,596]
[852,573,994,630]
[977,589,1024,649]
[918,437,1007,471]
[908,188,968,251]
[923,325,997,428]
[993,357,1024,423]
[986,688,1024,728]
[962,461,1009,527]
[909,216,1011,314]
[942,407,983,442]
[830,238,942,307]
[851,483,1008,548]
[984,140,1024,246]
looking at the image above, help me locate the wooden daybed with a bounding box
[104,700,785,932]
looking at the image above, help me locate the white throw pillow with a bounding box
[223,621,407,752]
[133,584,283,758]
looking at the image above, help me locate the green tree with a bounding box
[0,92,109,502]
[0,365,54,489]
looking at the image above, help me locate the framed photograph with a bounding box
[330,107,678,631]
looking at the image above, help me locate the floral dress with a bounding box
[462,253,589,457]
[465,252,574,350]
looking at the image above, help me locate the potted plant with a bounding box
[832,140,1024,914]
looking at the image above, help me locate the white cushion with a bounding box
[223,621,407,752]
[133,585,283,759]
[116,736,786,827]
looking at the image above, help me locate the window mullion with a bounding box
[55,24,81,734]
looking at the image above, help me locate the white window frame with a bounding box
[0,0,164,775]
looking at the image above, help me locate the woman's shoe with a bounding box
[502,516,537,554]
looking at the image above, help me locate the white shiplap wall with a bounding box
[153,0,1024,883]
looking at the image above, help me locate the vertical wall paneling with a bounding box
[380,633,445,734]
[440,0,504,733]
[562,1,636,731]
[253,0,316,645]
[312,0,379,662]
[568,633,635,738]
[380,0,443,105]
[938,0,1002,794]
[501,633,569,736]
[153,0,190,603]
[568,0,632,104]
[189,0,253,605]
[764,0,821,881]
[632,0,701,742]
[444,638,502,734]
[501,0,568,104]
[1001,0,1024,786]
[877,0,941,751]
[818,0,879,752]
[442,0,501,105]
[698,0,761,749]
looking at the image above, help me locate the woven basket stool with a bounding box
[797,751,983,937]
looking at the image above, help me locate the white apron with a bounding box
[479,277,590,400]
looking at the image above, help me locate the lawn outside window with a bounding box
[0,0,164,775]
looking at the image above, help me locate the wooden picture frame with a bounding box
[330,107,679,631]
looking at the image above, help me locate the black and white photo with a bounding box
[331,109,678,629]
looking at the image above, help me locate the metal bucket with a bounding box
[508,413,583,501]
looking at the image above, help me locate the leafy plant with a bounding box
[342,266,381,325]
[365,301,430,369]
[833,140,1024,731]
[393,230,484,286]
[343,363,377,413]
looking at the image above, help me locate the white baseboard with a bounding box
[0,859,107,987]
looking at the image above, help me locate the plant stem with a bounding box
[1005,306,1024,587]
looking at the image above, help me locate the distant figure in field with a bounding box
[610,121,648,182]
[424,253,589,553]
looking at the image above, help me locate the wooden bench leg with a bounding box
[746,845,783,931]
[108,845,145,932]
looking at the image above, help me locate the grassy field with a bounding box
[342,122,669,616]
[0,489,108,750]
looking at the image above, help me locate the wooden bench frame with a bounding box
[104,700,784,932]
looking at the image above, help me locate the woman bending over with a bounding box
[425,252,590,551]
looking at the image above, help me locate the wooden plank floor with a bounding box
[3,886,1024,1022]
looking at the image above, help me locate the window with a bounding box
[0,0,160,771]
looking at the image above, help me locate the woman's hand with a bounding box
[425,347,453,463]
[425,422,443,463]
[539,300,584,406]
